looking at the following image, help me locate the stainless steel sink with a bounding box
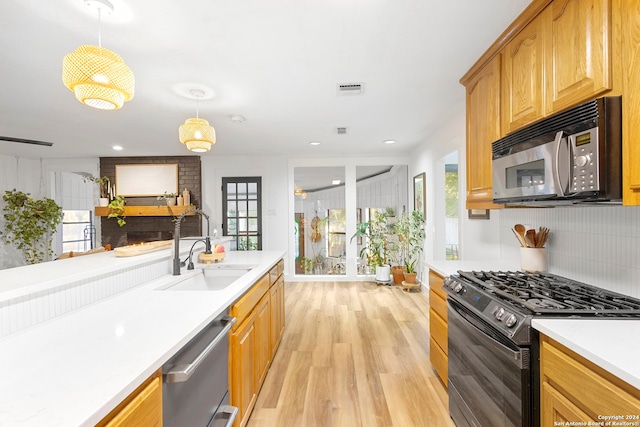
[160,265,255,291]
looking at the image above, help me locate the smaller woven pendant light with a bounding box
[62,0,134,110]
[179,89,216,153]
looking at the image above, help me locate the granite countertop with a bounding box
[0,250,285,427]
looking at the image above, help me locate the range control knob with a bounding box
[504,314,517,328]
[494,307,505,320]
[443,277,454,289]
[453,283,464,294]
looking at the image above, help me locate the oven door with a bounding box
[447,298,531,427]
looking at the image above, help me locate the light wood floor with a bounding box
[247,281,455,427]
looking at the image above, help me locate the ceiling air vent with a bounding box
[336,127,348,135]
[336,82,364,96]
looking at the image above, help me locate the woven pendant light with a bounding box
[62,0,134,110]
[179,89,215,153]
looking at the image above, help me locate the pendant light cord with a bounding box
[97,7,102,47]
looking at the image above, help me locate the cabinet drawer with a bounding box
[430,336,448,387]
[97,370,162,427]
[429,289,447,322]
[541,337,640,419]
[269,259,284,285]
[230,274,270,326]
[429,308,448,355]
[428,270,447,300]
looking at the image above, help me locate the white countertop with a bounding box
[0,250,285,427]
[532,318,640,390]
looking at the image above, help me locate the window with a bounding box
[222,177,262,251]
[62,210,94,252]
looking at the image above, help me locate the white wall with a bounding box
[409,101,502,263]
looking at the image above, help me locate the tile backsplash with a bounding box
[500,205,640,298]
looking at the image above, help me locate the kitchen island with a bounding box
[0,246,285,427]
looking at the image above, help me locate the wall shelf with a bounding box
[95,206,196,217]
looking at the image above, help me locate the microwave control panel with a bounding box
[570,127,599,193]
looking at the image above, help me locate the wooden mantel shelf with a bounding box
[95,206,196,217]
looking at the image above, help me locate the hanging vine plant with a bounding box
[0,189,64,264]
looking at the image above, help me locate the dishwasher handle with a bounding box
[165,315,236,383]
[207,405,239,427]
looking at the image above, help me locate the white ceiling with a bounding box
[0,0,531,160]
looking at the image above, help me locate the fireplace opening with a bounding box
[125,231,174,246]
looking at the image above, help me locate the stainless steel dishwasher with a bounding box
[162,312,238,427]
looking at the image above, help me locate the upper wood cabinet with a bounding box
[545,0,612,113]
[464,55,503,210]
[502,11,547,134]
[622,1,640,205]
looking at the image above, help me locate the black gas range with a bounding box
[444,270,640,345]
[443,270,640,427]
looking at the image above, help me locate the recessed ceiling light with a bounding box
[230,115,245,123]
[309,141,320,146]
[112,145,123,150]
[384,139,396,144]
[332,179,341,185]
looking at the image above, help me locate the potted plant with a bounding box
[84,175,111,206]
[397,209,425,284]
[107,195,127,227]
[350,208,394,281]
[0,189,64,264]
[157,191,178,206]
[301,257,314,274]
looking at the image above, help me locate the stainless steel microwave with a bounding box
[492,96,622,206]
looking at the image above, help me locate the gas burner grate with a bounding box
[458,270,640,316]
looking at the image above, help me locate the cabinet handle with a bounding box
[165,316,236,383]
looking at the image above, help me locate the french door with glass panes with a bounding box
[222,177,262,250]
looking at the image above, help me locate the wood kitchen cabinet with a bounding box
[231,309,258,427]
[229,259,285,427]
[428,269,448,387]
[461,0,635,204]
[540,334,640,424]
[96,369,162,427]
[461,55,503,210]
[501,11,547,135]
[544,0,613,113]
[622,1,640,205]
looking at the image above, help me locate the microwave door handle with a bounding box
[553,131,567,197]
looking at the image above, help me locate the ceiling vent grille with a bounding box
[336,127,348,135]
[336,82,364,96]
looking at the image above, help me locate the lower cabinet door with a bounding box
[541,381,594,425]
[97,369,162,427]
[231,311,257,427]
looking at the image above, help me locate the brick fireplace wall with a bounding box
[99,156,202,248]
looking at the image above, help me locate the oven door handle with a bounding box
[448,301,528,369]
[165,315,237,383]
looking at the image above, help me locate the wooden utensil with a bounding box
[525,229,537,248]
[512,227,526,247]
[514,224,527,246]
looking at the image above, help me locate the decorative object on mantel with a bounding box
[107,195,126,226]
[84,175,113,206]
[182,188,191,206]
[62,0,134,110]
[1,189,64,264]
[157,191,177,206]
[179,89,216,152]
